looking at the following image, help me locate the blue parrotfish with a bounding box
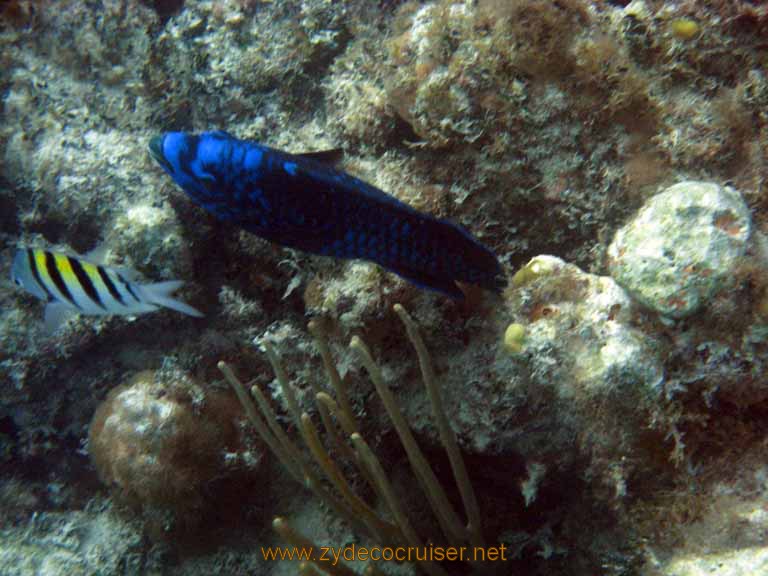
[11,247,203,332]
[149,131,507,298]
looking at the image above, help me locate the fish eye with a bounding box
[13,278,22,286]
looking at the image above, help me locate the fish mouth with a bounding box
[148,135,171,170]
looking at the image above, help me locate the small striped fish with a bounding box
[11,248,203,332]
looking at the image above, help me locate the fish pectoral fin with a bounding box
[44,302,75,333]
[389,266,465,300]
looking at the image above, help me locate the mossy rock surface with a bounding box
[608,181,751,318]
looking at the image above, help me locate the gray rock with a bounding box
[512,255,663,404]
[662,548,768,576]
[0,499,146,576]
[608,181,751,318]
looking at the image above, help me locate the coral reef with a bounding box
[0,498,149,575]
[631,440,768,576]
[89,367,262,542]
[2,0,768,575]
[503,255,664,500]
[221,304,485,575]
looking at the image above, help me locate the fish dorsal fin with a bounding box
[80,244,140,280]
[297,148,344,165]
[82,243,110,265]
[113,267,140,282]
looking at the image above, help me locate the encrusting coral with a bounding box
[220,304,489,575]
[88,367,262,543]
[503,254,665,504]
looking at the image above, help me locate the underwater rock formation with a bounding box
[608,181,751,318]
[664,551,768,576]
[0,499,147,575]
[503,255,663,499]
[89,368,261,542]
[2,1,768,574]
[511,255,663,400]
[636,439,768,576]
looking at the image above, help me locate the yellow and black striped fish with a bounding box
[11,248,203,332]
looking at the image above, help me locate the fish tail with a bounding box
[139,280,204,317]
